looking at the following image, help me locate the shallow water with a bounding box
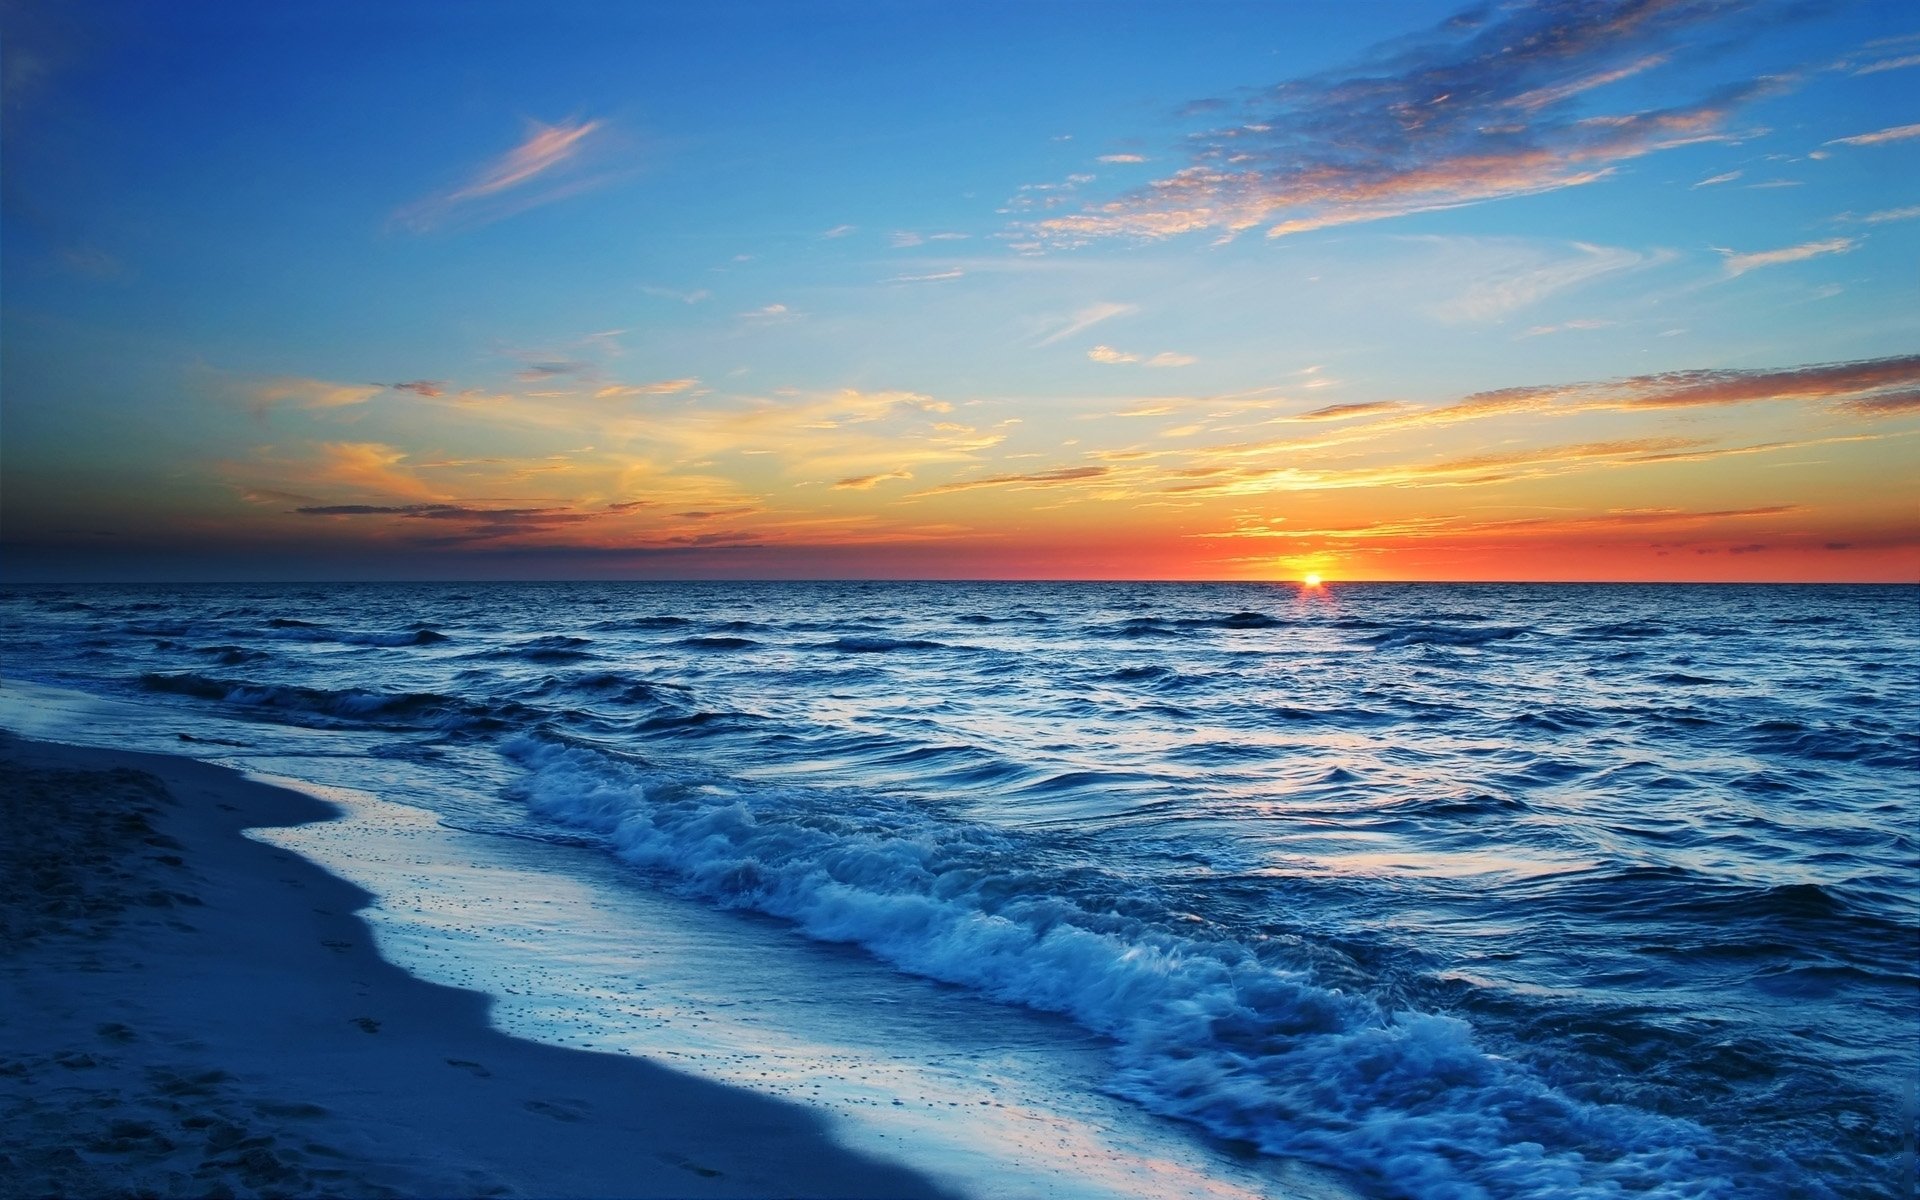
[2,581,1914,1199]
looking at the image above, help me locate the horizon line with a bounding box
[4,577,1914,587]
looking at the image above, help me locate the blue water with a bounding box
[2,581,1914,1198]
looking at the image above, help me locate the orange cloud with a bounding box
[249,377,384,412]
[313,442,441,501]
[595,379,700,399]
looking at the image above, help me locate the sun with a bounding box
[1303,572,1323,588]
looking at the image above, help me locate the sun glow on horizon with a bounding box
[1303,573,1323,588]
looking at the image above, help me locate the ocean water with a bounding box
[1,581,1914,1199]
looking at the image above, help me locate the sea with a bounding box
[0,581,1913,1200]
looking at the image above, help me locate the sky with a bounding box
[2,0,1916,582]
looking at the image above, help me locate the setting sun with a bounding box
[1303,573,1323,588]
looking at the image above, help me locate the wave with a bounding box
[1574,620,1669,639]
[812,636,951,654]
[569,672,691,703]
[258,620,450,647]
[1097,611,1291,639]
[502,635,594,661]
[137,671,526,732]
[1183,610,1288,630]
[501,734,1779,1198]
[193,644,271,667]
[593,616,692,631]
[1107,618,1180,639]
[1363,624,1532,650]
[1755,723,1918,769]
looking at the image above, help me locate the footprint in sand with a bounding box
[445,1058,492,1078]
[255,1101,329,1119]
[347,1016,380,1034]
[521,1098,586,1122]
[659,1151,723,1179]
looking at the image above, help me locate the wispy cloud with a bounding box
[1198,504,1802,542]
[1169,354,1920,486]
[917,465,1110,495]
[1523,318,1615,337]
[1098,154,1146,164]
[1718,236,1857,276]
[1036,301,1136,346]
[250,377,384,413]
[298,502,586,521]
[1290,400,1409,422]
[887,269,965,284]
[455,121,600,199]
[820,224,857,239]
[1087,345,1196,367]
[641,285,712,304]
[1424,354,1920,420]
[293,502,597,545]
[739,303,795,321]
[1852,53,1920,76]
[595,379,700,399]
[832,469,913,490]
[1825,122,1920,147]
[1164,436,1711,496]
[516,359,592,382]
[888,230,973,249]
[1417,237,1656,322]
[1692,170,1742,188]
[1028,2,1786,245]
[1002,173,1098,216]
[1837,204,1920,225]
[394,117,611,233]
[312,442,440,500]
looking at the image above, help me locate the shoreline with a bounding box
[0,730,955,1199]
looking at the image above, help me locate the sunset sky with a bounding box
[3,0,1916,582]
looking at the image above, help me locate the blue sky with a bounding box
[3,0,1916,579]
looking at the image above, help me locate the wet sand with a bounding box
[0,731,953,1199]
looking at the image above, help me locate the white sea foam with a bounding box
[502,733,1735,1199]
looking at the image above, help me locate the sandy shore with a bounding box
[0,731,955,1199]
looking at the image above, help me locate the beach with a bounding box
[1,581,1911,1199]
[0,730,952,1199]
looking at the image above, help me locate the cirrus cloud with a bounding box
[1028,0,1794,246]
[393,117,616,233]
